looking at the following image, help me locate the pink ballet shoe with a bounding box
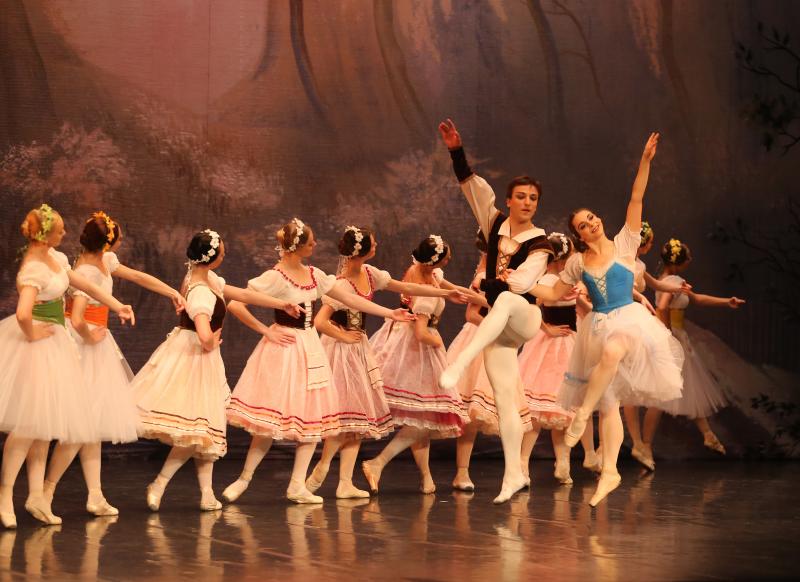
[703,432,726,455]
[631,444,655,471]
[493,477,528,505]
[361,461,381,494]
[146,482,165,512]
[564,410,590,448]
[86,497,119,517]
[24,496,62,525]
[452,468,475,492]
[589,472,622,507]
[0,512,16,530]
[305,464,329,494]
[554,461,573,485]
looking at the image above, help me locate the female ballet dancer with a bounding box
[531,133,685,506]
[361,235,471,496]
[437,118,553,504]
[0,205,135,528]
[305,226,471,499]
[40,211,186,517]
[624,222,691,470]
[134,228,303,512]
[223,219,415,505]
[646,238,745,454]
[518,232,597,486]
[449,235,532,492]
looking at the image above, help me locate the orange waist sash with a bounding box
[65,300,109,327]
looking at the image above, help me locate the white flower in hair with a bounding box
[424,234,446,265]
[550,232,569,260]
[193,229,221,264]
[345,225,365,257]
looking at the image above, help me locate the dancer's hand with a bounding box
[206,328,223,351]
[263,324,296,346]
[339,330,363,344]
[728,296,746,309]
[642,132,660,162]
[26,323,54,342]
[679,281,693,294]
[497,269,514,283]
[282,302,305,319]
[543,323,572,338]
[171,291,187,314]
[446,289,469,304]
[640,296,657,315]
[390,308,416,323]
[117,305,135,326]
[85,327,108,345]
[438,118,462,149]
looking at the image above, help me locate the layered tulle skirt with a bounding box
[321,334,393,439]
[133,328,230,460]
[659,323,727,418]
[447,322,532,434]
[518,331,574,430]
[0,316,97,443]
[68,321,139,444]
[227,327,342,443]
[370,320,468,438]
[559,303,684,413]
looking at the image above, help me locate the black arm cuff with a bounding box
[449,146,473,183]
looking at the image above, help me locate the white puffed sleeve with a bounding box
[207,271,226,297]
[366,265,392,292]
[312,266,338,298]
[411,296,439,316]
[614,224,642,262]
[247,270,284,296]
[49,248,72,271]
[102,252,121,273]
[186,285,218,320]
[432,268,445,284]
[16,262,50,292]
[506,251,549,294]
[459,175,502,240]
[559,253,584,286]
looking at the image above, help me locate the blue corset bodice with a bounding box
[581,262,634,314]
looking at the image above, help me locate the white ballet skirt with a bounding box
[319,265,394,439]
[133,271,230,460]
[370,270,469,438]
[66,252,139,444]
[558,226,685,413]
[0,249,97,443]
[226,266,345,443]
[655,275,727,418]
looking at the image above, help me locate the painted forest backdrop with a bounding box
[2,0,799,457]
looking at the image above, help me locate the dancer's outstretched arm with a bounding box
[327,281,414,322]
[385,279,471,304]
[689,292,746,309]
[225,285,303,317]
[626,132,660,233]
[69,270,135,325]
[644,270,691,294]
[114,264,186,312]
[530,278,575,303]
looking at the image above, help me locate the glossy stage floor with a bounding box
[1,456,797,581]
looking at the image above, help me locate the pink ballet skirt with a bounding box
[227,328,344,442]
[320,333,394,439]
[518,331,574,430]
[370,319,468,439]
[447,322,531,435]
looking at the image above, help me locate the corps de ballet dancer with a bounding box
[133,229,303,512]
[437,118,554,504]
[0,205,135,528]
[306,225,471,499]
[361,235,471,496]
[531,133,685,506]
[223,219,415,505]
[41,211,186,518]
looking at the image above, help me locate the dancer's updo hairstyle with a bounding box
[186,229,223,265]
[276,218,311,253]
[338,226,374,258]
[640,221,654,249]
[80,212,122,253]
[20,204,61,242]
[411,235,450,266]
[547,232,573,263]
[660,238,690,266]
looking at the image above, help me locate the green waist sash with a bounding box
[32,298,65,326]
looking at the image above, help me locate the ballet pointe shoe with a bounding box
[564,409,590,448]
[146,481,165,512]
[361,460,382,494]
[589,472,622,507]
[0,512,16,530]
[305,464,329,494]
[24,495,62,526]
[200,488,222,511]
[492,476,528,505]
[86,495,119,517]
[335,480,370,499]
[582,450,602,474]
[554,461,573,485]
[286,480,323,504]
[452,468,475,492]
[419,474,436,495]
[221,475,252,503]
[631,443,656,471]
[703,431,726,455]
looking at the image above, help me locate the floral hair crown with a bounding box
[415,234,446,266]
[90,211,117,251]
[667,238,683,264]
[344,225,364,258]
[191,229,221,264]
[277,218,305,255]
[549,232,571,261]
[33,204,56,242]
[640,221,654,247]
